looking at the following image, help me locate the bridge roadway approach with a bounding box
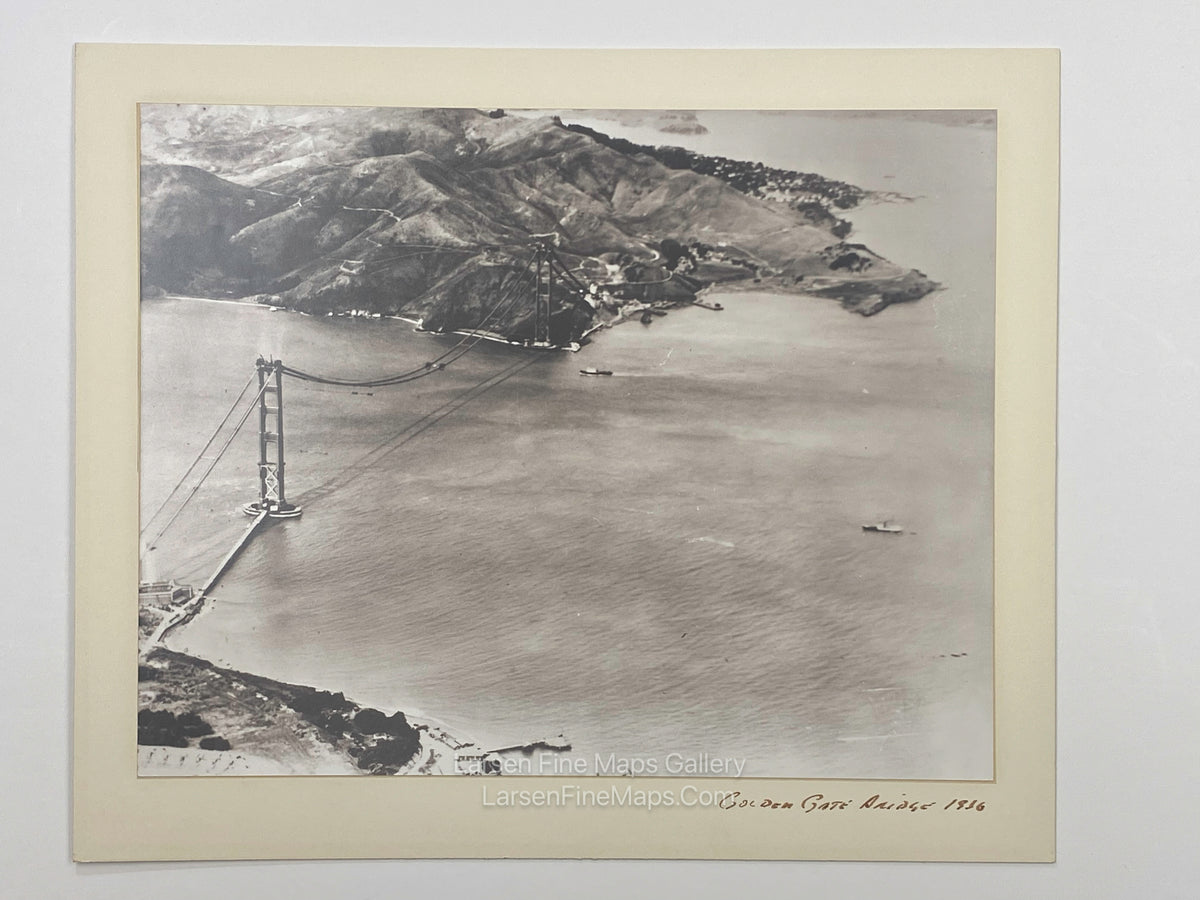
[144,509,269,654]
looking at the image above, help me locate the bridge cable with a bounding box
[280,255,535,388]
[292,354,539,507]
[143,249,557,553]
[140,378,272,558]
[139,369,258,543]
[547,244,591,294]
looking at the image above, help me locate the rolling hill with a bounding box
[140,106,939,340]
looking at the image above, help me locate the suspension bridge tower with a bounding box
[532,235,555,348]
[243,357,302,519]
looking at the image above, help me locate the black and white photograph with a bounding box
[10,0,1199,888]
[135,104,996,780]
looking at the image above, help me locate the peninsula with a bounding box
[140,106,939,344]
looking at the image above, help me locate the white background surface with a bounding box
[2,2,1197,896]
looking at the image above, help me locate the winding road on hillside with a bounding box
[248,183,671,294]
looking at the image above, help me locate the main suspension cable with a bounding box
[139,369,258,542]
[280,255,535,388]
[140,378,272,557]
[139,246,580,556]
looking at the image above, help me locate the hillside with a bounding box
[140,106,939,336]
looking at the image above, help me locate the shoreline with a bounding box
[138,644,479,776]
[151,253,940,343]
[140,576,488,774]
[141,583,561,776]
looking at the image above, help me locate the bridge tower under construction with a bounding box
[532,238,554,348]
[244,357,302,518]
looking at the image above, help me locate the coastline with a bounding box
[153,248,941,342]
[138,644,476,776]
[140,573,558,776]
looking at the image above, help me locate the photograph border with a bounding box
[74,44,1057,861]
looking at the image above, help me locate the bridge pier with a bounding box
[243,357,302,519]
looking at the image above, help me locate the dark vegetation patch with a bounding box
[356,732,422,772]
[137,709,214,747]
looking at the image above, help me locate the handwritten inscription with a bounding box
[718,791,987,813]
[718,792,794,810]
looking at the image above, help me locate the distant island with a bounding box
[140,106,939,343]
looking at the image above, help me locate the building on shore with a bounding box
[138,580,194,610]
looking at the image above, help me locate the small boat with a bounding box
[862,521,903,534]
[579,367,613,376]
